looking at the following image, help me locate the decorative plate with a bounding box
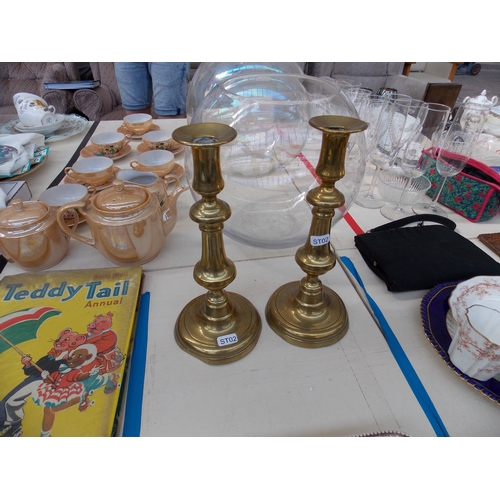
[117,123,160,139]
[0,145,17,165]
[14,114,65,135]
[136,141,185,155]
[0,146,49,180]
[420,281,500,406]
[0,114,89,143]
[80,143,132,160]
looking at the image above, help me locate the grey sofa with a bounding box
[304,62,428,100]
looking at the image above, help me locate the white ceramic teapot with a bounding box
[463,89,498,108]
[13,92,57,127]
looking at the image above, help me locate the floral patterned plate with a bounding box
[420,280,500,406]
[0,114,88,143]
[0,146,50,180]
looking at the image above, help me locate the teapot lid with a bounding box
[93,180,149,212]
[0,199,49,229]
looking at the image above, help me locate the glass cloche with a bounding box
[186,62,304,123]
[186,73,366,249]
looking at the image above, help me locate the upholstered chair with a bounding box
[73,62,126,121]
[0,62,81,124]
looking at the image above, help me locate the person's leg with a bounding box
[149,63,189,117]
[115,63,153,114]
[3,379,41,426]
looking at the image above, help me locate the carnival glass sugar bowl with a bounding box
[187,73,366,249]
[0,199,69,271]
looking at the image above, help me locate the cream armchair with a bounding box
[406,62,462,84]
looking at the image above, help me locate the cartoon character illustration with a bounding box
[33,344,101,437]
[75,312,123,412]
[86,312,124,373]
[0,328,87,437]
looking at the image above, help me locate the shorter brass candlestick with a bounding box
[172,123,261,365]
[266,116,367,348]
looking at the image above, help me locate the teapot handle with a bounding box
[56,201,96,248]
[163,174,188,201]
[492,96,498,106]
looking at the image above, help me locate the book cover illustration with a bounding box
[0,266,143,437]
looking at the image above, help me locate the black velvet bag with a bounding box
[354,214,500,292]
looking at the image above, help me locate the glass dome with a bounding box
[186,62,304,123]
[187,73,366,249]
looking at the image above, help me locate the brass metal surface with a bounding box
[266,115,367,348]
[172,123,261,364]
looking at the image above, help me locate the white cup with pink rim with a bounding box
[448,304,500,380]
[447,276,500,336]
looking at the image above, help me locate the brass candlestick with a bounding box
[266,115,367,348]
[172,123,261,365]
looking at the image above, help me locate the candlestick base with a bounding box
[265,280,348,348]
[175,291,261,365]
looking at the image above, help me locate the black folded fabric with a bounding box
[354,214,500,292]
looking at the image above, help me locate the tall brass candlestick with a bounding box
[172,123,261,364]
[266,116,367,348]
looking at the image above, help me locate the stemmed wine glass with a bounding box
[380,102,450,220]
[413,101,491,216]
[356,96,413,208]
[343,87,373,112]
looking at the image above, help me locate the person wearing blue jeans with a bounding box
[115,63,190,117]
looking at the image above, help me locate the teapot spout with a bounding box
[161,174,188,237]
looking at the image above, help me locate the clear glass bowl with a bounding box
[187,73,367,249]
[378,169,431,219]
[186,62,304,123]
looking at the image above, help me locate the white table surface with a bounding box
[2,118,500,437]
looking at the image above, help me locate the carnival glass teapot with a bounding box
[56,178,186,265]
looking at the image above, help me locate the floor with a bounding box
[454,62,500,106]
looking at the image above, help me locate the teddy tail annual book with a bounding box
[0,266,143,437]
